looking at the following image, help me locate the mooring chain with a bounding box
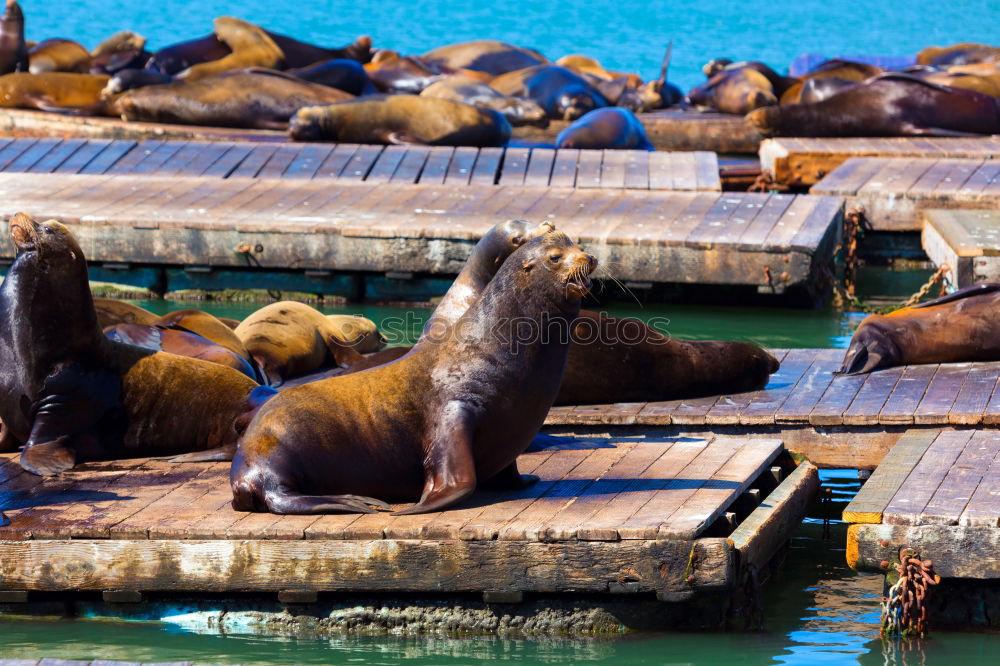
[900,263,952,309]
[880,546,940,639]
[235,243,283,301]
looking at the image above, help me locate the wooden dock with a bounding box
[0,437,818,628]
[0,107,762,154]
[844,429,1000,629]
[810,157,1000,231]
[0,173,842,297]
[760,137,1000,187]
[0,137,721,191]
[545,350,1000,470]
[922,208,1000,287]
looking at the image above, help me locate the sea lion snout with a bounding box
[9,212,36,250]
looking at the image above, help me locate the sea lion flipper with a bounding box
[19,436,77,476]
[479,461,540,491]
[161,445,235,463]
[259,489,391,514]
[900,123,982,138]
[383,131,429,145]
[392,402,478,515]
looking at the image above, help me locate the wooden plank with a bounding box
[51,139,111,173]
[950,362,1000,425]
[668,152,697,190]
[282,143,335,180]
[913,363,970,424]
[683,194,746,247]
[469,147,503,185]
[736,194,793,250]
[0,138,38,169]
[921,430,1000,525]
[76,140,137,174]
[523,148,556,187]
[155,141,208,176]
[763,194,817,250]
[388,146,430,184]
[739,349,819,425]
[959,432,1000,527]
[313,143,359,179]
[647,151,675,190]
[257,144,303,179]
[122,141,185,174]
[364,145,407,183]
[444,146,478,185]
[843,430,940,524]
[418,147,454,185]
[692,151,720,190]
[200,143,254,177]
[622,150,649,189]
[227,144,278,178]
[575,150,603,189]
[878,364,939,425]
[599,150,627,188]
[338,144,384,181]
[808,371,868,426]
[883,430,973,525]
[549,149,579,187]
[498,147,530,186]
[27,139,85,173]
[842,366,904,426]
[789,195,843,253]
[811,157,889,193]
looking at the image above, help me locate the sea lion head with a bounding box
[515,231,597,305]
[2,0,23,23]
[288,104,331,141]
[555,86,602,120]
[702,58,733,77]
[745,106,779,137]
[837,320,900,375]
[10,213,85,271]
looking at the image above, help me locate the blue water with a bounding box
[19,0,1000,93]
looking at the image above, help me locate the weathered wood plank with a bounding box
[842,366,904,426]
[878,364,938,425]
[498,147,530,186]
[921,430,1000,525]
[913,363,969,424]
[883,430,972,525]
[848,523,1000,578]
[843,430,940,524]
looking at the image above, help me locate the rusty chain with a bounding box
[881,546,940,639]
[235,243,283,301]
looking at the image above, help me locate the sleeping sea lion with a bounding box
[838,283,1000,374]
[234,301,384,385]
[0,213,273,476]
[420,75,548,127]
[89,33,150,76]
[91,31,147,58]
[687,67,776,114]
[288,94,512,146]
[175,17,284,82]
[104,323,260,381]
[145,34,229,75]
[421,40,547,76]
[364,50,446,93]
[155,309,253,361]
[0,72,109,111]
[287,58,374,96]
[93,297,158,328]
[490,64,609,120]
[780,59,882,104]
[263,32,372,67]
[917,43,1000,67]
[28,39,91,73]
[555,107,653,150]
[230,231,597,515]
[101,68,173,97]
[747,74,1000,137]
[110,68,352,129]
[0,0,27,75]
[782,77,857,105]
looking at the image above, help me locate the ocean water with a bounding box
[18,0,1000,94]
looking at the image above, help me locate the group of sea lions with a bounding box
[0,213,780,517]
[0,1,668,149]
[687,43,1000,137]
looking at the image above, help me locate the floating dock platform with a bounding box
[760,137,1000,188]
[0,437,818,631]
[0,173,842,299]
[922,208,1000,288]
[810,157,1000,231]
[844,429,1000,630]
[546,351,1000,470]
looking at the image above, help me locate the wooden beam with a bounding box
[847,524,1000,579]
[842,430,938,524]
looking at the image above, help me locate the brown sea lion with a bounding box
[287,58,374,96]
[110,68,351,129]
[420,75,548,127]
[28,39,91,73]
[230,231,597,515]
[421,40,548,76]
[780,59,882,104]
[89,32,149,75]
[93,297,159,328]
[838,283,1000,374]
[0,213,274,476]
[155,309,252,362]
[145,34,230,75]
[687,67,776,115]
[288,94,512,146]
[554,107,654,150]
[100,68,173,97]
[263,32,372,67]
[781,77,856,105]
[0,0,27,75]
[747,74,1000,137]
[919,71,1000,98]
[175,17,284,82]
[104,323,260,381]
[0,72,109,111]
[235,301,384,385]
[364,50,446,93]
[490,64,609,120]
[91,31,147,58]
[917,43,1000,67]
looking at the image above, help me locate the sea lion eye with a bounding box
[42,226,52,233]
[511,235,523,245]
[549,253,562,263]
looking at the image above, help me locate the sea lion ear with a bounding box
[522,259,535,272]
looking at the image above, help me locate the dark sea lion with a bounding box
[111,68,352,129]
[838,283,1000,374]
[0,72,109,111]
[363,50,444,93]
[287,58,374,95]
[687,67,776,114]
[917,43,1000,67]
[89,33,150,76]
[230,231,597,515]
[0,0,27,75]
[28,39,91,73]
[264,31,372,67]
[93,297,158,328]
[0,214,273,476]
[490,64,609,120]
[104,323,260,380]
[421,40,548,76]
[176,17,284,82]
[101,68,172,98]
[420,75,548,127]
[234,302,383,385]
[780,59,882,104]
[553,311,778,405]
[146,34,229,75]
[555,107,653,150]
[747,74,1000,137]
[782,77,856,105]
[289,94,512,146]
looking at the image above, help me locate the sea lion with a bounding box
[155,309,253,362]
[287,58,375,95]
[687,67,777,115]
[781,77,857,105]
[490,64,609,120]
[420,75,548,127]
[364,50,445,93]
[838,283,1000,374]
[0,0,27,75]
[780,59,882,104]
[917,70,1000,98]
[0,72,109,111]
[89,31,149,75]
[288,94,512,146]
[101,68,173,98]
[93,297,158,328]
[234,301,384,385]
[747,74,1000,137]
[556,54,641,87]
[28,39,91,74]
[110,68,352,129]
[175,17,284,82]
[421,40,547,76]
[264,32,372,67]
[91,31,147,58]
[230,231,597,515]
[104,323,260,381]
[145,34,230,75]
[917,43,1000,67]
[0,214,273,476]
[554,107,654,150]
